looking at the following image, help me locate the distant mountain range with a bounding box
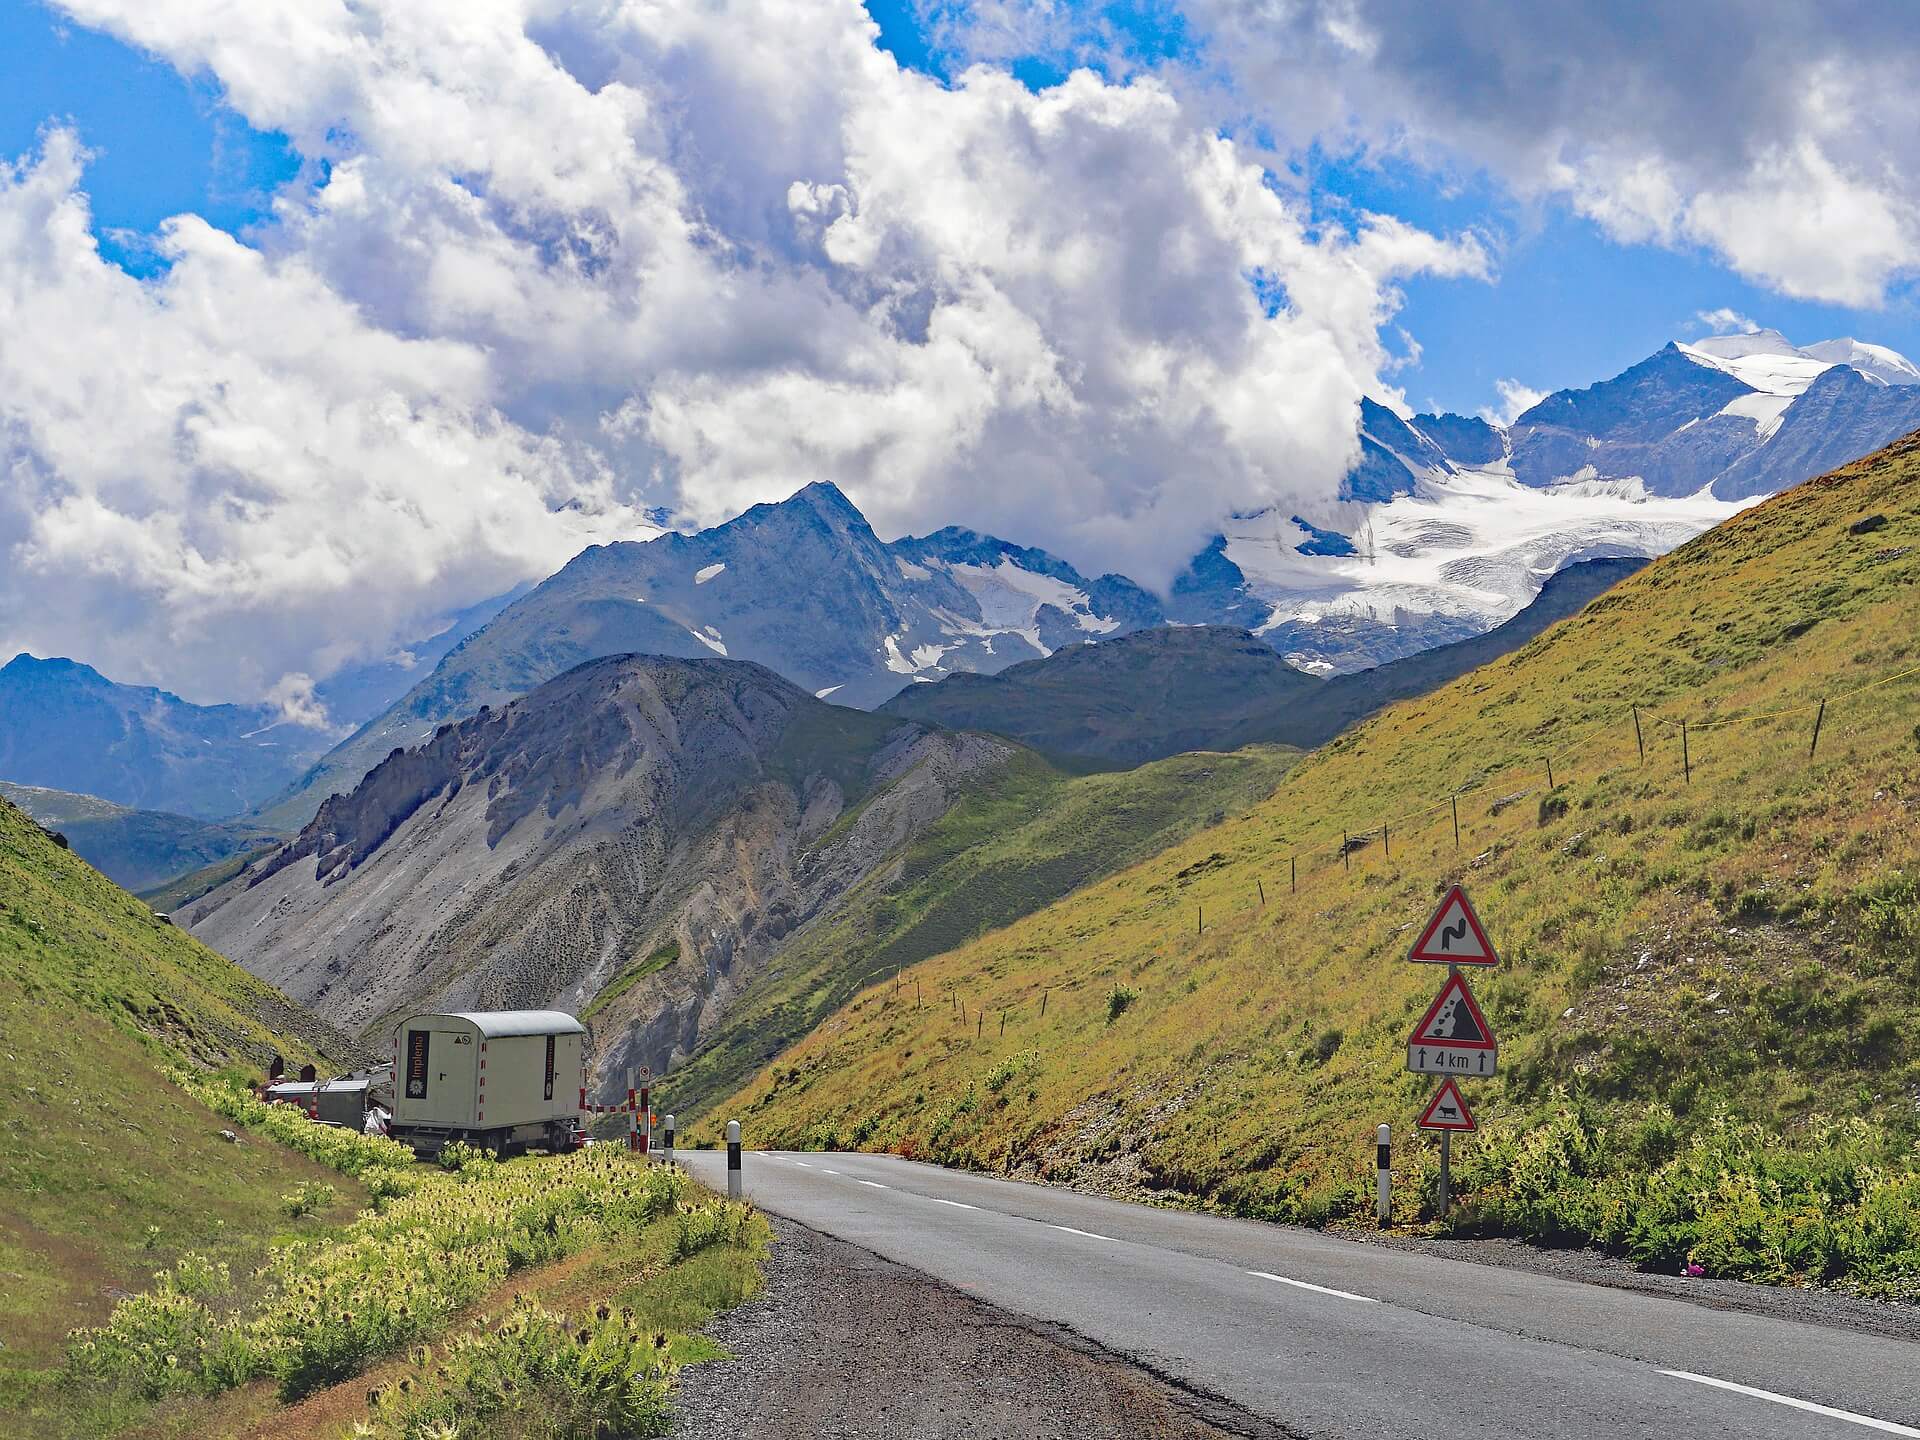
[0,781,274,893]
[880,558,1645,767]
[0,591,524,829]
[250,482,1164,828]
[0,655,339,821]
[1182,330,1920,673]
[11,329,1920,851]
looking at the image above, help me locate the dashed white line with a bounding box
[923,1197,979,1210]
[821,1168,841,1176]
[857,1179,888,1189]
[792,1160,813,1168]
[1661,1371,1920,1436]
[1247,1271,1377,1304]
[1052,1224,1119,1243]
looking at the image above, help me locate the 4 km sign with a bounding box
[1405,972,1497,1077]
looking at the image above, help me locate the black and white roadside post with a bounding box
[1404,884,1499,1218]
[1376,1124,1391,1226]
[663,1113,676,1163]
[726,1118,743,1200]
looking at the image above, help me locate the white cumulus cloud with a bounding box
[0,0,1485,702]
[1479,378,1546,428]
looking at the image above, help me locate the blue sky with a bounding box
[5,0,1916,417]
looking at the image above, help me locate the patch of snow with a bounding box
[694,562,726,584]
[895,557,933,581]
[814,684,843,699]
[689,627,728,656]
[1717,391,1794,441]
[941,559,1117,653]
[1222,464,1754,647]
[1678,338,1832,396]
[1678,328,1920,396]
[883,634,954,674]
[1803,337,1920,386]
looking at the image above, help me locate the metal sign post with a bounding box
[1403,885,1499,1221]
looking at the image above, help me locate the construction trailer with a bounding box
[389,1009,585,1156]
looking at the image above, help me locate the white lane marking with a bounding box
[821,1168,841,1175]
[1661,1371,1920,1436]
[1052,1224,1119,1243]
[755,1151,772,1158]
[923,1197,979,1210]
[1247,1271,1377,1305]
[857,1180,888,1189]
[792,1160,813,1168]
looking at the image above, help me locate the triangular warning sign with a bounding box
[1409,972,1496,1050]
[1408,885,1499,966]
[1418,1078,1477,1132]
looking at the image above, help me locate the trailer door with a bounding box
[400,1025,479,1126]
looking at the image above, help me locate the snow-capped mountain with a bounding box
[259,483,1163,825]
[238,326,1920,822]
[1168,331,1920,673]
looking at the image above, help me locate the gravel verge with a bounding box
[672,1216,1295,1440]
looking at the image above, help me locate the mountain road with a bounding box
[676,1149,1919,1439]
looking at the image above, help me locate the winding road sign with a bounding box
[1417,1078,1477,1132]
[1406,971,1498,1076]
[1408,885,1499,966]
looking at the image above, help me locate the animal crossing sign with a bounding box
[1407,884,1498,965]
[1417,1077,1476,1132]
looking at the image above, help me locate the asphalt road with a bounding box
[677,1149,1920,1440]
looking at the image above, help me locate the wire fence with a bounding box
[858,647,1920,1040]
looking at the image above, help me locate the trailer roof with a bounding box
[409,1009,587,1038]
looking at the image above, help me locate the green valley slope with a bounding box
[712,439,1920,1291]
[656,745,1298,1121]
[0,795,364,1435]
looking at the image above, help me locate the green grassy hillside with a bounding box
[712,439,1920,1292]
[0,795,366,1435]
[661,746,1298,1122]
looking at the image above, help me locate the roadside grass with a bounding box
[63,1089,764,1439]
[0,798,369,1438]
[705,440,1920,1294]
[659,745,1297,1122]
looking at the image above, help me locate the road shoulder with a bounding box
[671,1214,1296,1440]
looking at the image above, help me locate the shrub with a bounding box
[1106,985,1138,1024]
[280,1181,337,1218]
[353,1297,675,1439]
[180,1076,417,1178]
[69,1150,695,1403]
[1306,1028,1344,1067]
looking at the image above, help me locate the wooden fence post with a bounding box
[1633,706,1644,762]
[1451,795,1460,848]
[1257,880,1265,907]
[1681,720,1691,783]
[1809,698,1827,760]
